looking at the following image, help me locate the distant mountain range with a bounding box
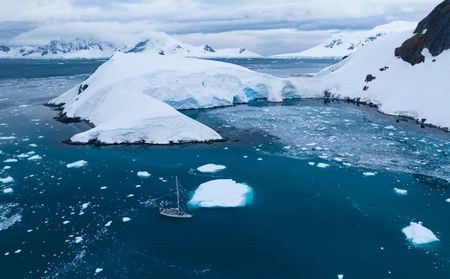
[0,35,262,59]
[272,21,417,59]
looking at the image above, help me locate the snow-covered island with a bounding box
[49,52,301,144]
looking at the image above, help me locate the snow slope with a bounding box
[297,30,450,129]
[50,52,299,144]
[273,21,416,59]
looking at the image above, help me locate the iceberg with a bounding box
[189,179,254,208]
[66,160,88,168]
[394,188,408,195]
[137,171,151,178]
[197,164,226,173]
[50,52,300,145]
[0,176,14,184]
[402,222,439,245]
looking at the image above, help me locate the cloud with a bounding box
[0,0,442,54]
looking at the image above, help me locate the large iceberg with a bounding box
[50,52,300,144]
[402,222,439,246]
[189,179,254,208]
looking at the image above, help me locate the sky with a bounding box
[0,0,442,55]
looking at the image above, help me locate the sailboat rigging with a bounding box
[159,176,193,218]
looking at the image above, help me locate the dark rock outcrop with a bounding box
[395,0,450,65]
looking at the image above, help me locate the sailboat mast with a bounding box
[176,176,180,210]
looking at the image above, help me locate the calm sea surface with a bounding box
[0,58,449,279]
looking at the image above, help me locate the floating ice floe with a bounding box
[3,159,17,163]
[0,136,16,140]
[402,222,439,245]
[2,188,13,194]
[363,172,377,176]
[0,203,22,231]
[27,155,42,161]
[394,188,408,195]
[105,221,112,227]
[95,268,103,274]
[122,217,131,222]
[74,236,83,243]
[137,171,151,178]
[316,163,330,168]
[0,176,13,184]
[189,179,254,208]
[66,160,88,168]
[446,198,450,203]
[197,164,226,173]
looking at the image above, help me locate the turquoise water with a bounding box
[0,59,449,279]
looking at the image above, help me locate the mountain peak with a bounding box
[395,0,450,65]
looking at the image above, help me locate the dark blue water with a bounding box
[0,59,449,279]
[210,58,339,77]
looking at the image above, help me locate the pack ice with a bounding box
[50,53,300,144]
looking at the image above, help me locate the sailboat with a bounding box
[159,177,193,218]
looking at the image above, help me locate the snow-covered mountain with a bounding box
[272,21,417,59]
[296,1,450,129]
[0,39,122,59]
[0,33,261,59]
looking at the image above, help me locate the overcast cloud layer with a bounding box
[0,0,442,55]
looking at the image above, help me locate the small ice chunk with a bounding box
[95,268,103,274]
[81,202,90,210]
[3,166,11,170]
[189,179,254,208]
[66,160,88,168]
[0,136,16,140]
[363,172,377,176]
[17,153,29,159]
[384,125,396,130]
[63,220,70,225]
[122,217,131,222]
[394,188,408,195]
[105,221,112,227]
[2,188,13,194]
[197,164,226,173]
[3,159,17,163]
[27,155,42,161]
[137,171,151,178]
[337,275,344,279]
[402,222,439,245]
[446,198,450,203]
[14,249,21,254]
[257,158,263,161]
[0,176,13,184]
[316,163,329,168]
[74,236,83,243]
